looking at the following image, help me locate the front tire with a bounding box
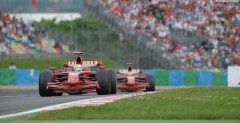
[53,93,63,96]
[108,70,117,94]
[96,70,110,95]
[146,75,155,91]
[39,71,54,97]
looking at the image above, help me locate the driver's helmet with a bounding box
[74,64,83,72]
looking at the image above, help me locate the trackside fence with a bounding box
[0,69,227,86]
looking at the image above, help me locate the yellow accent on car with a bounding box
[74,51,84,55]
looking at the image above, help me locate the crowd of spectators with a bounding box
[100,0,240,70]
[0,11,66,56]
[0,11,39,55]
[171,0,240,70]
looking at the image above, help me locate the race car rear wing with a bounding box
[64,61,103,68]
[118,69,142,74]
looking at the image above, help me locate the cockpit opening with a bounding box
[76,56,82,64]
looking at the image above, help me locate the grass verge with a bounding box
[1,120,240,123]
[23,87,240,120]
[0,57,122,69]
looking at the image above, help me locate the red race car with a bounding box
[117,63,155,92]
[39,52,117,97]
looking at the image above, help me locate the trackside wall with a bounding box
[0,69,40,85]
[0,69,227,86]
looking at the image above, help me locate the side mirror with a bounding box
[97,60,102,66]
[50,67,56,72]
[67,67,73,71]
[117,70,120,74]
[63,62,68,67]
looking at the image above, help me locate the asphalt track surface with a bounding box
[0,86,179,117]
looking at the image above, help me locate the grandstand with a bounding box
[92,0,240,70]
[0,12,70,57]
[1,0,239,70]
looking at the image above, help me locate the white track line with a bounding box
[0,92,155,119]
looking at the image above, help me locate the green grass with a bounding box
[0,57,123,69]
[1,120,240,123]
[24,87,240,120]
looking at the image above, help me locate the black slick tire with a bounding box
[39,71,54,97]
[146,75,155,91]
[96,70,110,95]
[108,70,117,94]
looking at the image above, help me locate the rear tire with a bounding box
[39,71,54,97]
[146,75,155,91]
[108,70,117,94]
[53,93,63,96]
[96,70,110,95]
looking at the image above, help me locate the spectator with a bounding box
[1,42,7,56]
[0,11,70,55]
[100,0,240,70]
[21,34,28,46]
[53,41,62,53]
[119,29,124,44]
[9,62,16,69]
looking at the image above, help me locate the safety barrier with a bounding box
[0,69,16,85]
[0,69,227,86]
[144,69,227,86]
[0,69,40,85]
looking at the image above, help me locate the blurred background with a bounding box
[0,0,239,70]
